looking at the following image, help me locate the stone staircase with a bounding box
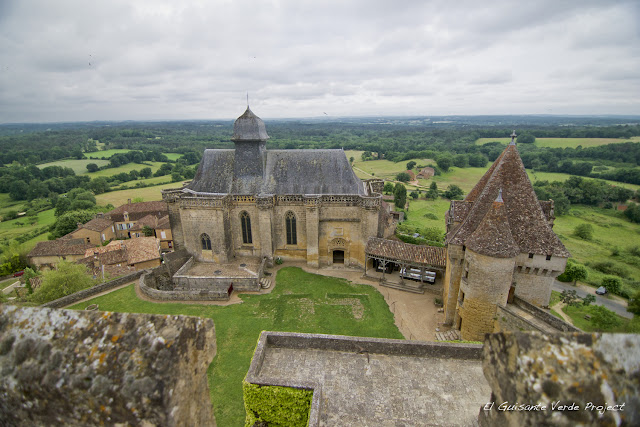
[259,278,272,289]
[380,280,425,294]
[435,329,461,341]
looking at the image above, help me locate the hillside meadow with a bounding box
[475,137,640,148]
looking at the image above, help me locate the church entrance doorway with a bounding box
[333,250,345,264]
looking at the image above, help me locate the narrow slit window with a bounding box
[201,234,211,250]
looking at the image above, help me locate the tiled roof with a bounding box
[466,201,520,258]
[156,215,170,229]
[447,144,569,257]
[28,239,94,257]
[123,237,161,265]
[81,217,114,232]
[449,201,473,224]
[129,214,160,232]
[78,248,128,266]
[108,201,168,222]
[365,237,446,268]
[81,237,160,266]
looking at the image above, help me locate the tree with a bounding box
[582,294,596,306]
[601,276,621,295]
[406,161,416,170]
[396,172,411,183]
[30,261,94,304]
[410,191,419,200]
[443,184,464,200]
[628,289,640,315]
[393,183,407,210]
[573,223,594,240]
[517,133,536,144]
[142,225,155,237]
[383,182,394,194]
[349,157,354,164]
[452,154,468,168]
[590,305,622,330]
[86,163,99,173]
[49,210,95,239]
[561,262,588,286]
[468,153,488,168]
[139,167,153,179]
[426,182,439,200]
[436,156,452,172]
[560,290,581,307]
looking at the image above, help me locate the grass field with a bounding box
[0,193,26,221]
[86,162,165,178]
[0,209,55,241]
[85,149,182,161]
[69,267,402,426]
[562,304,634,332]
[110,175,172,190]
[37,159,110,175]
[476,137,639,148]
[95,182,182,206]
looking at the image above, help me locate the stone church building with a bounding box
[163,107,392,279]
[442,133,570,341]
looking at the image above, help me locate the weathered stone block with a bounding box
[480,332,639,427]
[0,305,216,426]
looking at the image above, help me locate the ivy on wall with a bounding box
[243,382,313,427]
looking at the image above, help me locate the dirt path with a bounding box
[550,302,574,325]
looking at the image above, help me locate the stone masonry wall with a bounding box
[0,305,216,426]
[479,332,639,427]
[512,253,567,307]
[42,269,146,309]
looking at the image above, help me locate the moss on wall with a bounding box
[243,382,313,427]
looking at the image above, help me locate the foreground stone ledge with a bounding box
[480,331,640,427]
[0,304,216,427]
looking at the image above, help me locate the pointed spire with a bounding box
[510,130,517,145]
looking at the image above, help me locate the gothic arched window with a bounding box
[285,211,297,245]
[201,233,211,250]
[241,211,252,244]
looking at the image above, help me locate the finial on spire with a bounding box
[247,92,249,108]
[496,188,503,203]
[510,130,517,145]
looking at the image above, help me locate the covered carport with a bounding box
[364,237,446,293]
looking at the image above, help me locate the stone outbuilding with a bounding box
[443,133,570,341]
[65,215,115,246]
[27,239,94,271]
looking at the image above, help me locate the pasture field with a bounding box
[0,208,55,242]
[37,159,110,175]
[476,137,638,148]
[110,175,172,190]
[84,149,133,159]
[86,162,165,178]
[69,267,402,427]
[85,149,182,161]
[0,193,26,220]
[95,182,182,206]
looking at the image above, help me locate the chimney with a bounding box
[96,212,103,218]
[77,222,83,229]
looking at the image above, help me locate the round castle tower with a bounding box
[456,191,519,341]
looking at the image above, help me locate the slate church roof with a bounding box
[447,142,569,258]
[185,107,365,195]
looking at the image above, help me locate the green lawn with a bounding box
[95,182,182,206]
[353,157,434,180]
[162,153,182,161]
[402,199,449,232]
[110,175,172,190]
[562,304,633,332]
[69,267,402,426]
[476,137,639,148]
[38,159,110,175]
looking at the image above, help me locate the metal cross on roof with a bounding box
[510,130,517,145]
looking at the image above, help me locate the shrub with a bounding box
[423,213,438,220]
[557,261,587,285]
[573,223,594,240]
[29,261,94,304]
[592,261,629,278]
[628,289,640,315]
[601,276,622,295]
[443,185,464,200]
[589,305,622,330]
[396,172,411,183]
[243,382,312,427]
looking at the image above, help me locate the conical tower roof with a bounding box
[466,195,519,258]
[448,143,569,257]
[231,107,269,141]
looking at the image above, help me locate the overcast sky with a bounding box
[0,0,639,123]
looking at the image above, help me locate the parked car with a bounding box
[12,270,24,277]
[595,286,607,295]
[400,267,436,283]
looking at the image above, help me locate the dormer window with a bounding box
[528,253,534,259]
[546,255,552,261]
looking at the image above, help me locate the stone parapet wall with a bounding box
[514,296,580,332]
[495,305,544,333]
[479,332,639,426]
[0,305,216,426]
[42,269,146,309]
[140,271,230,301]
